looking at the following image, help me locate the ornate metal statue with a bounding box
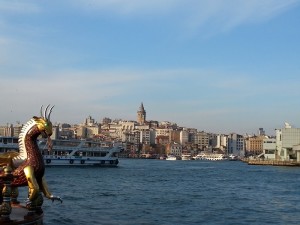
[0,105,62,215]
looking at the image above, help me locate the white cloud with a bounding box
[71,0,179,15]
[0,70,143,124]
[71,0,299,34]
[182,0,300,37]
[0,1,40,14]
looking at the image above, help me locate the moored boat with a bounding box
[0,136,123,167]
[194,153,228,161]
[181,154,192,160]
[39,139,123,166]
[228,154,239,161]
[166,154,177,160]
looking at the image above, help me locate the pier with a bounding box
[243,159,300,167]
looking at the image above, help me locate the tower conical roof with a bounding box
[139,102,145,112]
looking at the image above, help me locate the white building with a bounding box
[211,134,228,152]
[180,129,189,145]
[263,138,276,160]
[275,123,300,162]
[120,121,136,131]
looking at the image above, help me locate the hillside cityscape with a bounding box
[0,103,299,162]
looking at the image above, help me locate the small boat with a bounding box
[159,155,166,160]
[166,155,177,160]
[39,139,123,167]
[228,154,238,161]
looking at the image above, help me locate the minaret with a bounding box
[137,102,146,125]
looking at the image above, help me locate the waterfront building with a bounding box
[263,138,276,160]
[166,142,182,157]
[211,134,228,152]
[245,135,265,156]
[275,123,300,161]
[227,133,245,156]
[137,102,146,125]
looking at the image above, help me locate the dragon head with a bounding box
[33,105,54,138]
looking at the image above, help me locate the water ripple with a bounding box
[36,159,300,225]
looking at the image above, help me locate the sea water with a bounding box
[19,159,300,225]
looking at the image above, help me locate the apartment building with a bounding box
[227,133,245,156]
[211,134,228,152]
[245,135,265,156]
[194,131,209,150]
[180,129,189,145]
[166,142,182,157]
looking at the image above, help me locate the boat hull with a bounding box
[44,156,119,167]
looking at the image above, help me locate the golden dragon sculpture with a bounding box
[0,105,62,214]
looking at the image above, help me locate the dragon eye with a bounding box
[44,123,48,127]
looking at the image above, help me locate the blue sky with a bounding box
[1,0,300,135]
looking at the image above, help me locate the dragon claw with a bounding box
[50,195,63,203]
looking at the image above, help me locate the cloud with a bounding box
[0,69,143,124]
[71,0,179,15]
[71,0,299,34]
[0,1,40,14]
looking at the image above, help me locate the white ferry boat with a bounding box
[40,139,123,166]
[194,153,228,161]
[0,136,123,167]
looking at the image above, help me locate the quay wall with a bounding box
[243,159,300,166]
[243,159,300,167]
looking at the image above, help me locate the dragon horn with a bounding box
[48,105,55,121]
[40,105,44,118]
[44,105,50,119]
